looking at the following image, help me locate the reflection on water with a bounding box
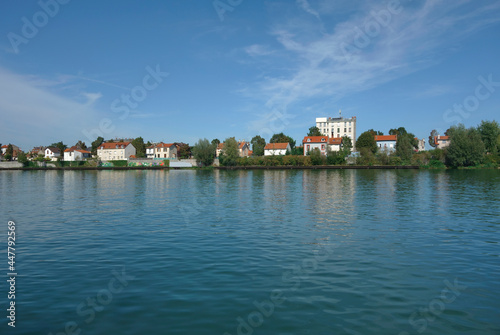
[0,169,499,335]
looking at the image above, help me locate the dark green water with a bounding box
[1,169,499,335]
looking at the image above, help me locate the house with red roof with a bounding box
[303,136,329,156]
[434,136,450,149]
[97,142,136,161]
[264,143,291,156]
[375,135,398,152]
[216,141,251,157]
[64,147,92,161]
[150,142,177,159]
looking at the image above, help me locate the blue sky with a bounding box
[1,0,500,151]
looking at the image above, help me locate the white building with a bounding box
[152,143,177,159]
[316,111,357,150]
[434,136,450,149]
[64,147,92,161]
[264,143,291,156]
[45,147,61,161]
[97,142,136,161]
[375,135,397,153]
[303,136,329,155]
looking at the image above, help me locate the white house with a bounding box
[264,143,290,156]
[64,146,92,161]
[146,145,155,159]
[316,112,357,150]
[303,136,329,156]
[415,138,426,152]
[375,135,397,152]
[328,137,343,152]
[97,142,136,161]
[434,136,450,149]
[153,143,177,159]
[45,147,61,161]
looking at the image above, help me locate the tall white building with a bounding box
[316,111,357,150]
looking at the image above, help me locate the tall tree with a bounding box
[219,137,239,166]
[192,138,215,167]
[5,144,14,161]
[251,135,266,156]
[478,120,500,154]
[356,131,377,154]
[446,124,485,167]
[389,127,408,136]
[396,133,415,161]
[91,137,104,156]
[429,129,439,148]
[307,126,322,136]
[341,136,353,155]
[270,132,296,149]
[131,137,146,158]
[211,139,220,147]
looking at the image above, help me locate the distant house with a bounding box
[328,137,343,152]
[216,141,251,157]
[375,135,397,152]
[434,136,450,149]
[1,144,21,158]
[64,146,92,161]
[146,145,155,159]
[303,136,329,156]
[415,138,426,152]
[264,143,291,156]
[97,142,136,160]
[153,143,177,159]
[30,146,46,157]
[45,147,61,161]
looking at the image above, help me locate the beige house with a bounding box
[216,141,251,157]
[97,142,136,160]
[152,143,177,159]
[434,136,450,149]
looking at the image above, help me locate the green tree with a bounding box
[131,137,146,158]
[91,137,104,156]
[17,151,28,165]
[367,129,383,136]
[251,135,266,156]
[290,147,304,155]
[396,134,415,162]
[341,136,352,155]
[389,127,407,136]
[356,131,377,154]
[446,124,485,167]
[211,138,220,147]
[219,137,239,166]
[176,143,191,159]
[75,140,87,150]
[429,129,439,148]
[478,120,500,154]
[192,138,215,167]
[307,126,322,136]
[5,144,14,161]
[309,148,324,165]
[270,132,296,149]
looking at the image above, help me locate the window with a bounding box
[307,145,310,151]
[349,128,351,132]
[344,128,347,132]
[337,128,340,133]
[321,144,325,150]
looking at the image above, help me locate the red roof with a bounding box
[98,142,131,150]
[374,135,397,142]
[65,146,91,154]
[303,136,328,143]
[436,136,449,140]
[328,137,342,145]
[238,142,248,149]
[156,142,175,148]
[264,143,289,150]
[1,145,8,148]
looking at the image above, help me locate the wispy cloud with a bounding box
[244,1,500,113]
[297,0,321,21]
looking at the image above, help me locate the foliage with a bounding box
[211,138,220,147]
[356,131,377,154]
[290,147,304,155]
[446,124,485,167]
[91,136,104,156]
[50,141,67,158]
[357,147,377,165]
[389,127,407,136]
[108,160,128,167]
[396,133,415,162]
[478,120,500,154]
[219,137,239,166]
[326,150,346,165]
[341,136,352,155]
[131,137,146,158]
[270,132,296,149]
[176,143,191,159]
[5,144,14,160]
[307,126,322,136]
[367,129,383,136]
[309,148,325,165]
[75,140,87,150]
[17,152,27,165]
[192,138,215,167]
[251,135,266,156]
[428,129,439,148]
[236,155,312,167]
